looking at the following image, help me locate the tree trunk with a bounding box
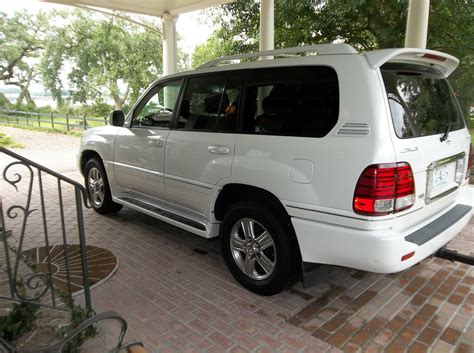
[16,86,36,107]
[100,52,123,110]
[113,98,122,111]
[7,68,36,107]
[108,83,122,110]
[119,85,130,109]
[108,81,128,111]
[0,92,12,107]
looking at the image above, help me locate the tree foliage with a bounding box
[41,10,163,110]
[0,11,49,106]
[192,29,235,67]
[194,0,473,113]
[1,9,166,110]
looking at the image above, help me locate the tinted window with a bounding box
[177,74,240,132]
[132,80,182,128]
[242,66,339,137]
[217,74,241,132]
[381,64,465,138]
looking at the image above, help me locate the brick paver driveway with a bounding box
[1,127,473,352]
[78,198,474,353]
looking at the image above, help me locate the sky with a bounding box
[0,0,216,55]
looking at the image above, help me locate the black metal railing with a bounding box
[0,148,144,352]
[0,108,107,131]
[1,147,92,350]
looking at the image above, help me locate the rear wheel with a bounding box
[84,158,122,214]
[220,202,296,295]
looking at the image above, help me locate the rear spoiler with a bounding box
[364,48,459,77]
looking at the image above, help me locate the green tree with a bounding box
[41,10,163,110]
[192,29,235,67]
[196,0,473,113]
[0,11,48,106]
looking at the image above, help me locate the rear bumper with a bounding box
[292,201,472,273]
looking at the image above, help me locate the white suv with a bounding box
[79,44,472,295]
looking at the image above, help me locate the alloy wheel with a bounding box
[87,166,105,207]
[229,218,276,280]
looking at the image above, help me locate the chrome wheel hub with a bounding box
[87,167,105,207]
[244,241,260,257]
[230,218,276,281]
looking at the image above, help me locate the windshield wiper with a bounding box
[440,123,451,142]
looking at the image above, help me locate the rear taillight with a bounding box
[353,163,415,216]
[466,144,472,179]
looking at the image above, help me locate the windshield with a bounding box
[381,63,465,139]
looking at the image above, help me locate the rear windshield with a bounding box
[381,64,464,139]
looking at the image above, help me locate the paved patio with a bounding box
[77,195,474,353]
[1,128,473,352]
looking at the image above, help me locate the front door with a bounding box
[114,79,183,201]
[164,73,242,216]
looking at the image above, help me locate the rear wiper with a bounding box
[440,123,451,142]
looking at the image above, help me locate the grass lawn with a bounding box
[0,132,23,148]
[0,123,83,137]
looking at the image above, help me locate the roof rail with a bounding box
[197,43,358,69]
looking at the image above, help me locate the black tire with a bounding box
[84,157,122,214]
[220,201,297,295]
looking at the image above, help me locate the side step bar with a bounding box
[434,247,474,266]
[119,197,207,231]
[114,196,219,238]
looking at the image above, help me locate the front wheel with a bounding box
[220,202,296,295]
[84,158,122,214]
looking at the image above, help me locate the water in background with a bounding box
[5,94,115,108]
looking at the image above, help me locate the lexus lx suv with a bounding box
[79,44,472,295]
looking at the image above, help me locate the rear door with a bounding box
[380,63,470,220]
[164,72,241,216]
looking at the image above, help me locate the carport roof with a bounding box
[41,0,234,16]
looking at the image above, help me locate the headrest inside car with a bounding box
[204,93,229,114]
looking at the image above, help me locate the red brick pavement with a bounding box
[1,168,472,352]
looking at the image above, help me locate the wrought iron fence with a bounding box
[0,148,145,352]
[0,147,92,350]
[0,109,108,131]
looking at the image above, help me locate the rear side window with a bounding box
[177,73,241,132]
[242,66,339,137]
[381,64,465,139]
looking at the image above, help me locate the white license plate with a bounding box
[432,162,456,189]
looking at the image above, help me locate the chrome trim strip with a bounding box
[425,152,465,204]
[286,205,391,222]
[426,152,465,170]
[426,186,459,204]
[113,161,164,177]
[165,174,213,190]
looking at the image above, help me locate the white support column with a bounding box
[258,0,274,115]
[404,0,430,49]
[162,12,178,76]
[259,0,274,53]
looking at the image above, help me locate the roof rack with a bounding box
[198,43,358,69]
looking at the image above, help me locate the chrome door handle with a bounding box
[208,145,230,155]
[147,136,164,147]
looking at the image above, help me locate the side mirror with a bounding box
[110,110,125,127]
